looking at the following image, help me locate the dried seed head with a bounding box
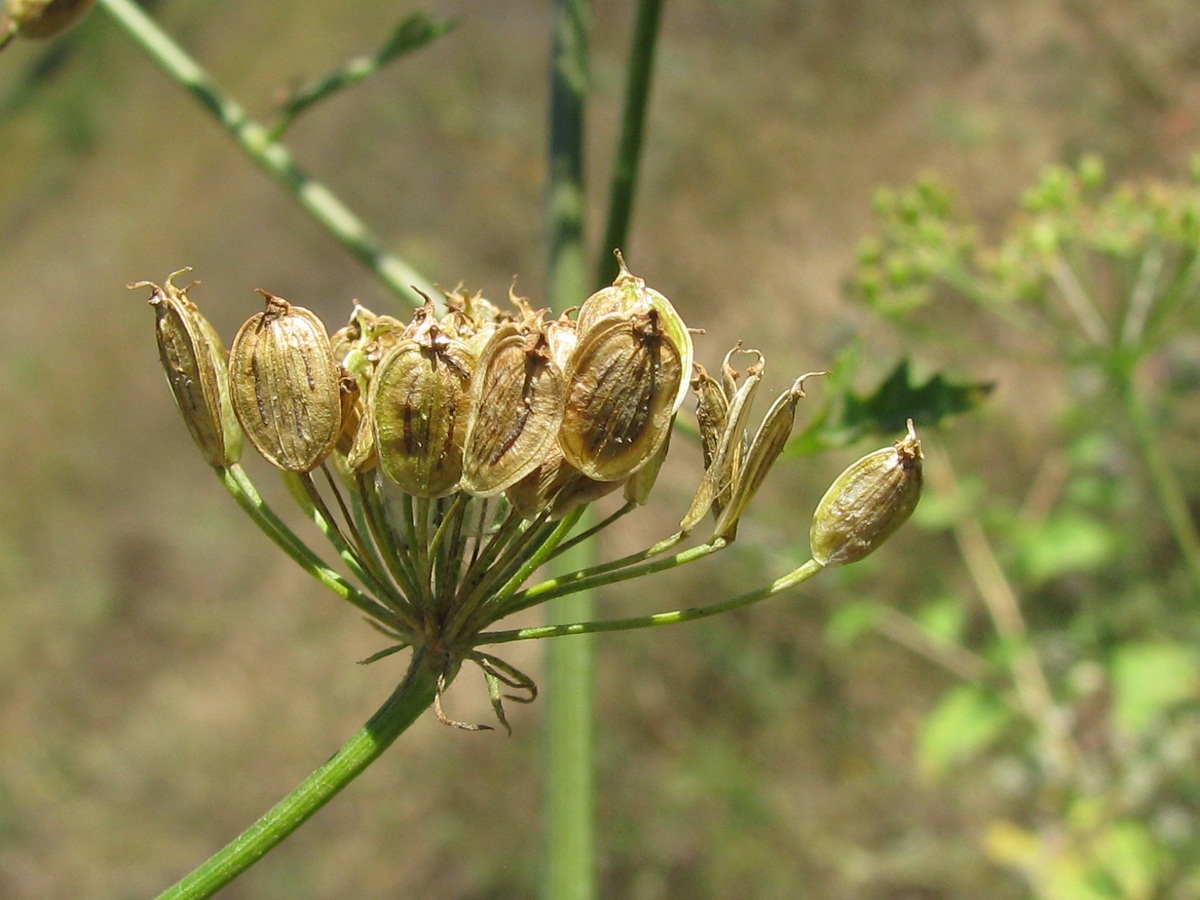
[3,0,93,41]
[810,420,924,567]
[134,269,242,468]
[711,371,824,541]
[229,290,343,473]
[461,321,565,497]
[369,313,474,498]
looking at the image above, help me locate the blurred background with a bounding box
[3,1,1200,897]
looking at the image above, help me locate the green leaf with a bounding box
[1013,512,1117,584]
[1092,819,1160,900]
[787,353,991,456]
[842,358,993,438]
[824,600,881,648]
[917,683,1011,779]
[1110,642,1199,735]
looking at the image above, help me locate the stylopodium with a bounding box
[134,254,923,731]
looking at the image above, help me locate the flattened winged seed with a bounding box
[560,310,684,483]
[461,324,565,497]
[229,291,343,473]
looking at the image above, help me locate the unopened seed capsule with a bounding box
[134,269,242,468]
[229,291,343,473]
[809,420,924,567]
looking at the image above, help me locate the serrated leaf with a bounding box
[787,354,990,455]
[842,358,992,438]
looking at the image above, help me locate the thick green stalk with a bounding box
[155,649,441,900]
[545,0,593,896]
[95,0,435,306]
[595,0,665,285]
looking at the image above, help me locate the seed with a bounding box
[461,322,565,497]
[369,312,474,498]
[229,290,343,473]
[3,0,93,41]
[134,269,242,468]
[560,309,684,482]
[680,348,765,534]
[711,371,823,541]
[809,420,924,567]
[507,446,623,520]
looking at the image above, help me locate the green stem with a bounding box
[269,12,455,139]
[503,535,721,617]
[1116,368,1200,595]
[595,0,665,285]
[95,0,434,306]
[545,0,592,896]
[155,648,441,900]
[218,466,404,630]
[479,559,825,645]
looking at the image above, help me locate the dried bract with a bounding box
[229,291,343,473]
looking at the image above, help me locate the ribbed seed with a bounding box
[370,322,474,498]
[461,323,565,497]
[560,309,683,482]
[810,420,924,566]
[680,349,765,533]
[135,269,242,468]
[229,291,343,473]
[711,372,823,541]
[5,0,93,39]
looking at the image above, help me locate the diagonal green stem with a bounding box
[218,465,404,630]
[95,0,434,306]
[154,648,441,900]
[269,12,455,139]
[478,559,825,644]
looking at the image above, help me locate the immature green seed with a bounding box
[560,309,684,482]
[461,322,565,497]
[370,309,474,498]
[229,291,343,473]
[809,420,924,567]
[134,269,242,468]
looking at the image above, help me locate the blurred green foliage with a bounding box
[847,156,1200,897]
